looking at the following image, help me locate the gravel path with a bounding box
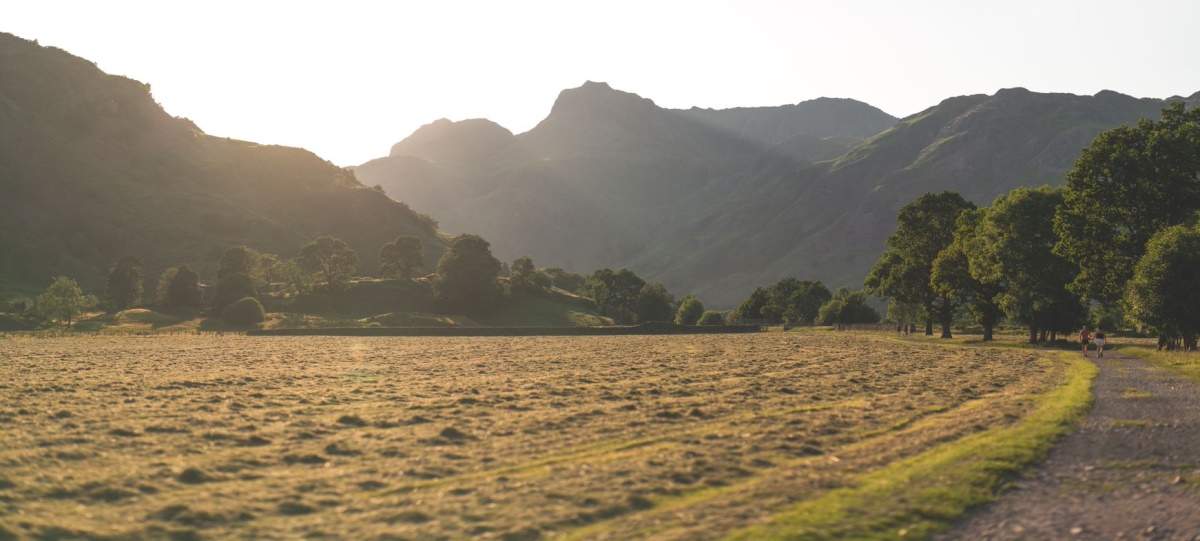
[938,350,1200,540]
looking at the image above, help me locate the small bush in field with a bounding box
[223,297,265,326]
[697,310,725,326]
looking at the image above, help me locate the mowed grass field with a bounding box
[0,333,1087,540]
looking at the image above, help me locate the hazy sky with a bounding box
[8,0,1200,165]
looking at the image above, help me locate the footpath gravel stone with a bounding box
[938,351,1200,540]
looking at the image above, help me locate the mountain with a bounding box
[634,88,1200,307]
[357,81,888,280]
[677,97,897,145]
[359,82,1199,309]
[0,33,448,299]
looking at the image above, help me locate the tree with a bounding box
[675,295,705,325]
[543,267,587,294]
[816,289,880,325]
[697,310,725,326]
[782,281,832,325]
[509,256,551,292]
[213,272,257,311]
[966,187,1082,343]
[930,209,1004,340]
[1054,102,1200,302]
[105,254,144,312]
[379,236,425,279]
[300,237,359,291]
[634,282,675,322]
[1124,224,1200,350]
[217,246,262,282]
[222,297,266,327]
[729,287,770,323]
[582,268,646,322]
[274,259,313,297]
[158,265,202,307]
[432,234,503,314]
[35,276,98,328]
[865,191,975,338]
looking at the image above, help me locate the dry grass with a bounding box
[0,332,1068,540]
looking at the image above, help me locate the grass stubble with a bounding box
[0,332,1090,540]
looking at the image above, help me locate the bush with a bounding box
[675,295,704,325]
[696,311,724,326]
[222,297,266,327]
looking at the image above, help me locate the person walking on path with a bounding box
[1094,328,1107,358]
[1079,326,1091,357]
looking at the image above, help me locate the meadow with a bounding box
[0,332,1087,540]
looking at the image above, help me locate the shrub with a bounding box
[222,297,266,327]
[696,311,724,326]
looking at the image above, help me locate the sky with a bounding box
[7,0,1200,166]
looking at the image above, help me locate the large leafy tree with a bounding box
[675,295,705,325]
[966,187,1083,343]
[865,191,975,337]
[217,246,262,282]
[634,282,675,323]
[300,237,359,291]
[1054,102,1200,302]
[730,287,770,323]
[582,268,646,321]
[816,288,880,325]
[105,254,144,312]
[509,256,551,292]
[931,209,1004,341]
[36,276,98,328]
[158,265,202,307]
[1124,224,1200,350]
[432,234,503,314]
[379,236,425,279]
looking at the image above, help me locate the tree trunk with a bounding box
[1158,335,1168,351]
[1028,326,1038,344]
[939,298,953,339]
[981,312,995,342]
[1051,331,1058,341]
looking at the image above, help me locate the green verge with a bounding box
[1117,345,1200,385]
[726,351,1097,541]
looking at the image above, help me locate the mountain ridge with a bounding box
[358,82,1198,308]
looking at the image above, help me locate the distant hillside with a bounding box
[0,33,448,299]
[357,81,887,277]
[359,82,1199,308]
[677,97,897,145]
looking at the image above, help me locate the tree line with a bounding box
[6,229,726,329]
[863,103,1200,347]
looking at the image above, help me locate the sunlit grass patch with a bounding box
[1118,345,1200,385]
[1102,460,1159,470]
[1110,419,1151,428]
[1122,388,1156,399]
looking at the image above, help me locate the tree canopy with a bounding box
[105,254,143,312]
[432,234,503,314]
[675,295,705,325]
[865,191,975,337]
[36,276,97,328]
[966,186,1083,342]
[1125,223,1200,350]
[1054,102,1200,302]
[582,268,646,322]
[379,236,425,280]
[158,265,202,307]
[634,282,675,323]
[300,237,359,291]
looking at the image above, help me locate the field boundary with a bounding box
[246,322,762,337]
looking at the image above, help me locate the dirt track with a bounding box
[939,350,1200,540]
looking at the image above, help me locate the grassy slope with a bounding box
[724,340,1096,540]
